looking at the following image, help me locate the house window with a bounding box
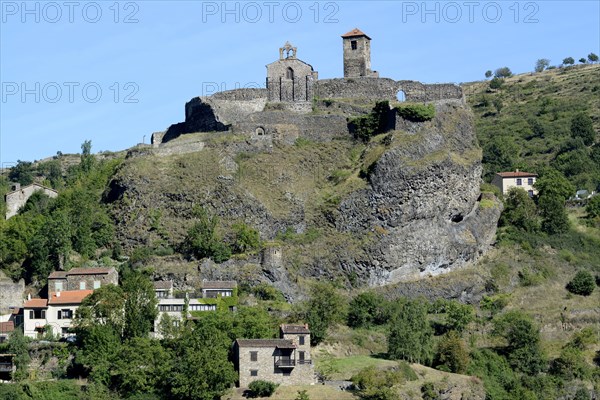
[299,351,305,362]
[528,190,534,198]
[173,320,180,327]
[29,309,46,319]
[516,178,522,186]
[93,281,101,289]
[80,282,86,290]
[528,178,534,185]
[351,40,357,50]
[250,351,258,362]
[299,335,305,345]
[55,281,63,292]
[250,370,258,377]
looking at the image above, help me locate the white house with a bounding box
[23,290,92,338]
[492,170,538,197]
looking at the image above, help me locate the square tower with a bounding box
[342,28,379,78]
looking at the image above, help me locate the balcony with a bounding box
[274,358,295,368]
[297,359,313,365]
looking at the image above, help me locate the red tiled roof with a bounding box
[48,290,93,305]
[0,321,14,333]
[280,324,310,334]
[341,28,371,40]
[202,280,237,289]
[23,298,48,308]
[48,271,67,279]
[496,171,537,178]
[236,339,296,349]
[66,267,113,276]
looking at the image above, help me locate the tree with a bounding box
[562,57,575,66]
[444,301,474,333]
[485,70,493,79]
[122,270,158,340]
[80,140,95,173]
[434,331,470,374]
[232,222,261,253]
[587,52,599,63]
[535,169,575,202]
[492,311,545,375]
[347,291,388,328]
[8,160,34,186]
[388,298,434,365]
[7,329,30,381]
[586,196,600,218]
[75,284,126,334]
[489,77,504,89]
[75,323,123,386]
[181,206,231,263]
[566,271,595,296]
[494,67,512,78]
[570,113,596,146]
[303,282,345,345]
[500,188,539,232]
[539,194,570,234]
[579,58,587,64]
[534,59,550,72]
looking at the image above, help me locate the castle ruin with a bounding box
[152,29,464,146]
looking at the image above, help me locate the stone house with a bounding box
[153,280,174,299]
[233,324,314,387]
[48,267,118,292]
[492,170,538,197]
[5,183,58,220]
[23,290,93,338]
[266,41,318,103]
[342,28,379,78]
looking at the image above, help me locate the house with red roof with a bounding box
[492,170,538,197]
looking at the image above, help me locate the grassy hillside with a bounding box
[464,64,600,191]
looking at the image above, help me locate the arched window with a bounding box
[286,67,294,80]
[396,90,406,102]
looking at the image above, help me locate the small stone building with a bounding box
[266,41,318,103]
[48,267,118,292]
[5,183,58,220]
[201,280,237,298]
[233,324,314,387]
[342,28,379,78]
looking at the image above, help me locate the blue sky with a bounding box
[1,1,599,165]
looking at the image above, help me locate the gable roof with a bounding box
[154,280,173,290]
[280,324,310,334]
[66,267,113,276]
[341,28,371,40]
[23,298,48,308]
[496,171,537,178]
[235,339,296,349]
[48,271,68,279]
[202,280,237,290]
[48,290,93,305]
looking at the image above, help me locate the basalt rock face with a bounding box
[105,100,501,295]
[337,102,501,284]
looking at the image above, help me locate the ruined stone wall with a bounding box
[315,78,463,103]
[0,279,24,314]
[5,185,58,219]
[210,88,267,101]
[232,111,348,144]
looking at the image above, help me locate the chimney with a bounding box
[27,293,31,301]
[304,323,308,329]
[56,292,60,298]
[516,168,520,172]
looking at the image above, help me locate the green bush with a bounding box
[566,270,595,296]
[349,101,391,142]
[248,380,278,397]
[395,103,435,122]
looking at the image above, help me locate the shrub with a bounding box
[586,196,600,218]
[566,271,595,296]
[248,380,278,398]
[395,103,435,122]
[349,101,391,142]
[434,331,470,374]
[489,77,504,89]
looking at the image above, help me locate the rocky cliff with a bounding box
[104,99,501,296]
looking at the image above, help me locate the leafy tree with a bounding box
[8,160,35,187]
[492,311,546,375]
[535,169,575,201]
[122,270,158,340]
[388,298,434,364]
[550,346,590,380]
[500,188,539,232]
[75,284,126,334]
[347,291,388,328]
[167,322,236,400]
[566,270,595,296]
[586,196,600,218]
[7,329,30,381]
[181,206,231,263]
[579,58,587,64]
[75,323,123,386]
[570,113,596,146]
[434,331,470,374]
[494,67,512,78]
[248,380,279,398]
[485,70,493,78]
[562,57,575,66]
[489,77,504,89]
[539,195,570,234]
[574,388,591,400]
[232,222,261,253]
[587,52,599,63]
[80,140,95,173]
[534,59,550,72]
[444,301,474,332]
[303,282,345,345]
